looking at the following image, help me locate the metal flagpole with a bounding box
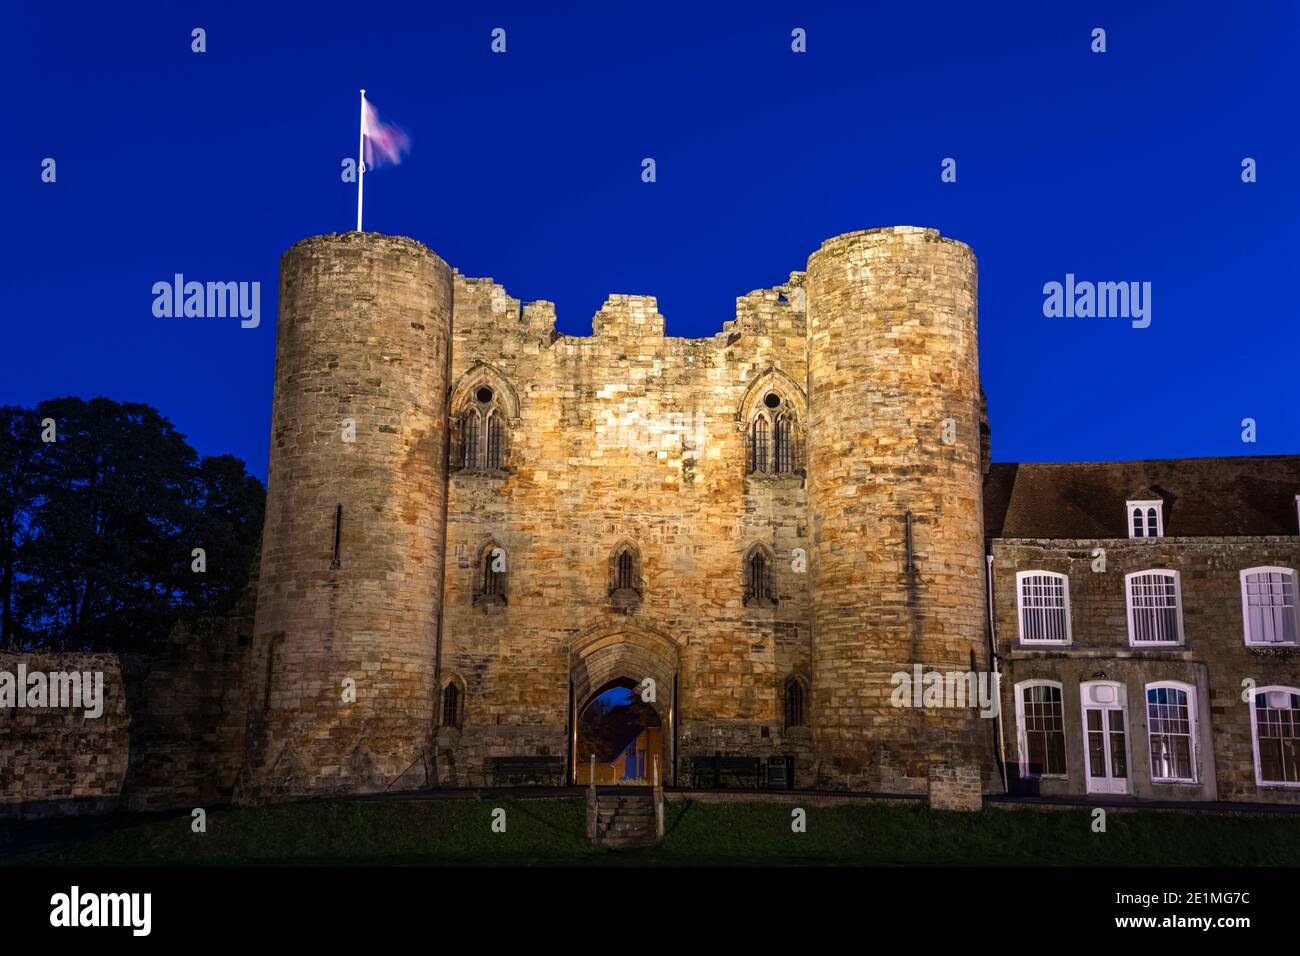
[356,89,366,232]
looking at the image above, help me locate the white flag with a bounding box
[361,98,410,169]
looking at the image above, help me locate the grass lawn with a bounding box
[6,797,1299,866]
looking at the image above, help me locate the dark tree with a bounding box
[0,406,40,649]
[9,397,264,651]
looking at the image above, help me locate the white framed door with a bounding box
[1082,681,1129,795]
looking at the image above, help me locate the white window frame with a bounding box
[1240,567,1300,647]
[1250,685,1300,788]
[1144,681,1198,784]
[1126,499,1164,539]
[1015,570,1072,644]
[1125,569,1185,647]
[1014,679,1068,780]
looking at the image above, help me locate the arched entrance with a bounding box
[574,678,663,786]
[567,625,680,786]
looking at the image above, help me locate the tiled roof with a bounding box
[983,456,1300,539]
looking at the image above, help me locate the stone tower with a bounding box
[804,227,987,798]
[239,233,453,800]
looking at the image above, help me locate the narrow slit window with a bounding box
[745,548,775,606]
[785,678,806,728]
[442,682,461,729]
[330,503,342,569]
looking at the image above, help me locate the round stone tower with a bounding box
[239,232,453,800]
[804,227,986,798]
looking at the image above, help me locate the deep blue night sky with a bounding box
[5,1,1297,481]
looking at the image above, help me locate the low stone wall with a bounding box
[0,611,252,817]
[928,763,983,811]
[0,653,130,814]
[678,718,813,789]
[438,725,567,788]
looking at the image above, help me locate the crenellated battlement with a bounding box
[247,225,989,803]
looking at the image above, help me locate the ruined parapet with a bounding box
[592,294,665,338]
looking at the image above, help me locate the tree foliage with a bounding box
[0,398,264,651]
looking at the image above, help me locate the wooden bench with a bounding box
[690,754,764,789]
[487,755,565,786]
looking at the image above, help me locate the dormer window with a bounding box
[1127,500,1164,538]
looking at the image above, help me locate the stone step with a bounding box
[598,820,653,832]
[590,793,658,848]
[601,834,656,849]
[605,813,652,825]
[596,797,654,807]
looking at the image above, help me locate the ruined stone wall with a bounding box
[242,232,453,800]
[804,227,987,793]
[992,537,1300,803]
[120,614,252,811]
[438,269,816,786]
[0,653,129,814]
[1,620,251,817]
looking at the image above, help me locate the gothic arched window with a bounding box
[458,385,507,471]
[784,676,807,728]
[616,550,636,591]
[744,545,777,607]
[474,542,507,607]
[747,392,801,476]
[441,679,464,729]
[609,541,642,606]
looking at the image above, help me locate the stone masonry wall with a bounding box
[242,233,453,801]
[804,227,988,793]
[1,612,253,817]
[119,614,252,811]
[0,653,129,813]
[439,266,815,787]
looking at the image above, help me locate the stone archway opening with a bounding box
[568,626,680,786]
[574,678,664,786]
